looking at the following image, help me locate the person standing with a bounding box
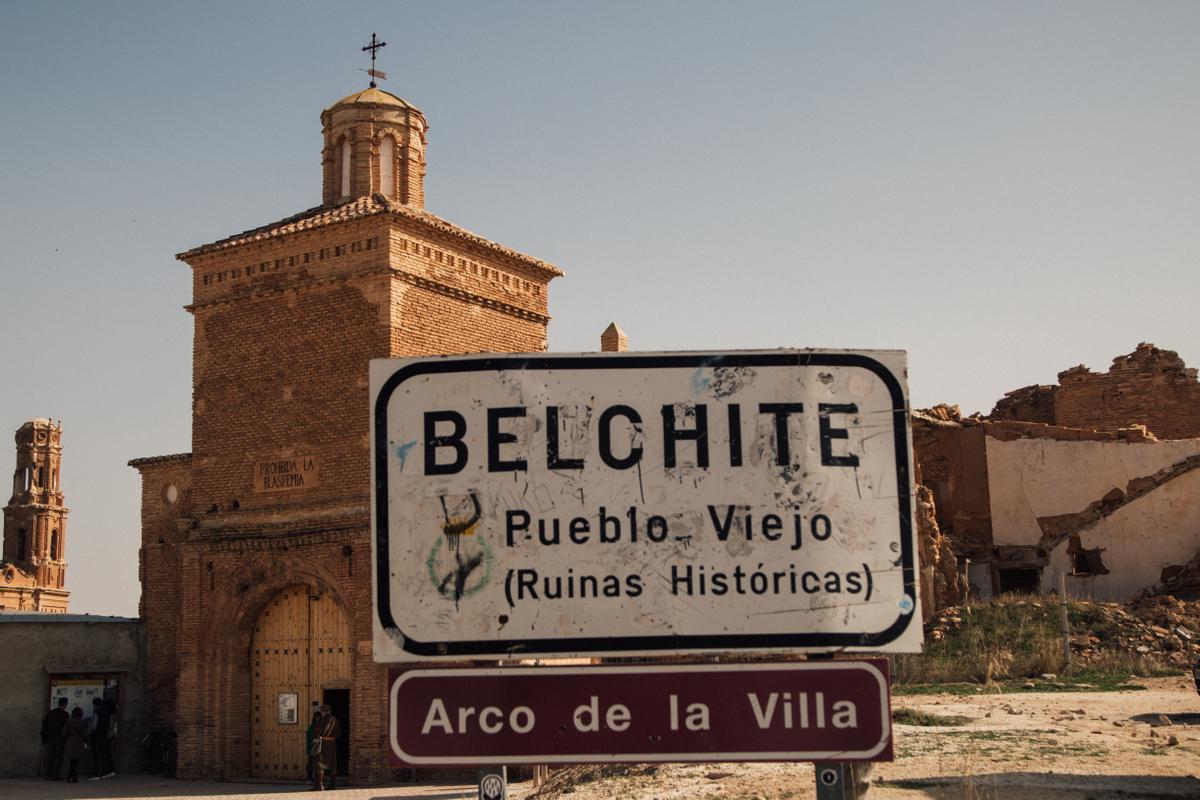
[40,697,69,780]
[304,710,321,784]
[103,698,119,777]
[87,697,111,780]
[310,705,341,791]
[62,707,89,783]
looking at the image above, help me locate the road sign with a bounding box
[387,661,892,765]
[372,351,919,661]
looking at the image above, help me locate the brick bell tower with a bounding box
[1,419,70,612]
[132,72,562,780]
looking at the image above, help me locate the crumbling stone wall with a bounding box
[990,384,1056,425]
[911,408,993,562]
[989,343,1200,440]
[915,484,961,619]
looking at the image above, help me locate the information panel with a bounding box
[388,661,893,765]
[372,351,919,661]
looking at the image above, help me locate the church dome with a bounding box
[326,86,418,112]
[320,86,429,209]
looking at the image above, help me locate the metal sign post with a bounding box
[814,762,871,800]
[477,766,506,800]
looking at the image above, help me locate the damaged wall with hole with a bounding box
[986,434,1200,601]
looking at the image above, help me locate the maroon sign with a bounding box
[388,660,891,766]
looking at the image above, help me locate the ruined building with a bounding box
[914,344,1200,604]
[1,419,70,613]
[129,85,562,781]
[992,342,1200,439]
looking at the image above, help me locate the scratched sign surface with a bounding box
[371,351,920,661]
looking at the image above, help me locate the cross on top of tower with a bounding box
[361,32,388,88]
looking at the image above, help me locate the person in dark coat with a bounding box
[304,710,321,783]
[310,705,341,791]
[62,707,89,783]
[40,697,69,780]
[87,697,112,779]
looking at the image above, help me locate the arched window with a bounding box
[50,529,59,561]
[35,466,43,488]
[340,138,352,198]
[17,529,26,561]
[51,469,57,490]
[379,136,395,197]
[22,466,31,492]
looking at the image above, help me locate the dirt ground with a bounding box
[528,676,1200,800]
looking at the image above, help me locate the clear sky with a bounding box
[2,1,1198,616]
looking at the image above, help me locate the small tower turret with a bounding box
[320,88,428,209]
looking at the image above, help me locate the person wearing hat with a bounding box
[310,704,341,791]
[40,697,70,780]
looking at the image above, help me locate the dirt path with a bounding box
[529,677,1200,799]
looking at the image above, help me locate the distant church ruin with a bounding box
[2,419,70,613]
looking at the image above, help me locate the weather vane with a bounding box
[361,32,387,87]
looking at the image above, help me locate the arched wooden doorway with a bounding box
[250,585,351,779]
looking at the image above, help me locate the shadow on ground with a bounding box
[875,772,1200,799]
[0,775,490,800]
[1131,711,1200,726]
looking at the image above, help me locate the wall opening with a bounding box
[339,139,351,198]
[379,136,395,198]
[1067,535,1110,577]
[997,568,1041,595]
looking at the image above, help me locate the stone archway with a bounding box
[250,584,352,779]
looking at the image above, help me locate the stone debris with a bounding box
[926,594,1200,672]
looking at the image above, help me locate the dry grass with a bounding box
[895,595,1177,687]
[897,596,1064,685]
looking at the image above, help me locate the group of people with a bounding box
[305,704,341,791]
[39,696,118,782]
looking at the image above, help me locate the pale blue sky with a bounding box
[2,1,1198,615]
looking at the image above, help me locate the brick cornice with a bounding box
[184,264,394,313]
[394,272,551,324]
[185,263,550,324]
[195,527,364,554]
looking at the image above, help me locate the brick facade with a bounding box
[131,87,561,782]
[990,343,1200,440]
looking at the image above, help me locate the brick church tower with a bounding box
[1,419,70,613]
[130,82,561,781]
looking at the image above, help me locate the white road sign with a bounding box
[371,351,920,661]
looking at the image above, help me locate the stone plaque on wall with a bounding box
[255,455,320,493]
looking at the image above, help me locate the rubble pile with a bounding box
[1142,548,1200,599]
[926,596,1200,672]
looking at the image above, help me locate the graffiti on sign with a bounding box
[371,351,920,660]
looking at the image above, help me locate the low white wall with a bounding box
[986,437,1200,600]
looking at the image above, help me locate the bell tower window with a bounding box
[50,529,59,561]
[379,136,395,198]
[17,528,27,561]
[340,139,352,198]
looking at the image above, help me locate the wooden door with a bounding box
[251,586,351,779]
